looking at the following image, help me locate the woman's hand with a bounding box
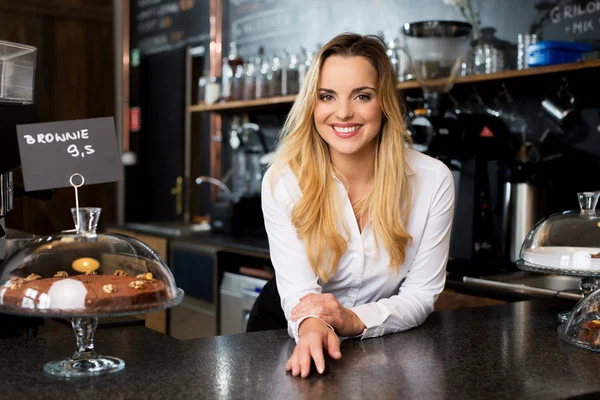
[291,293,366,337]
[287,318,341,378]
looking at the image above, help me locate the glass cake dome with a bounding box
[517,191,600,352]
[558,287,600,353]
[0,207,183,378]
[518,192,600,276]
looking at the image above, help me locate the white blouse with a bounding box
[261,148,455,341]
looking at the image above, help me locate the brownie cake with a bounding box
[578,320,600,346]
[0,270,168,312]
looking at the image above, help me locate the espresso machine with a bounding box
[207,120,269,236]
[402,21,514,268]
[0,40,47,337]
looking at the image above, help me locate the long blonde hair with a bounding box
[269,33,413,283]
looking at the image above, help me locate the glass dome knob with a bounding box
[71,207,101,237]
[578,192,600,216]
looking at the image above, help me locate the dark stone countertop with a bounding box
[2,298,600,399]
[111,222,270,256]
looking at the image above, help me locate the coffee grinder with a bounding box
[402,21,513,268]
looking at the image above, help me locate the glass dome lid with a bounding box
[518,192,600,276]
[0,207,183,318]
[558,286,600,352]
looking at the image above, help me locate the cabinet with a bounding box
[168,241,218,339]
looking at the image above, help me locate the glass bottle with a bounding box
[269,54,282,97]
[221,42,244,101]
[397,33,413,82]
[386,37,399,82]
[284,48,300,95]
[243,59,256,100]
[255,49,270,99]
[197,70,208,104]
[231,64,245,101]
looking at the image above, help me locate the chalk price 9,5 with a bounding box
[68,144,95,158]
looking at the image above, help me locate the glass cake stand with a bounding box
[0,208,184,378]
[517,192,600,351]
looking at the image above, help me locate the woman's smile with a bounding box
[330,123,363,138]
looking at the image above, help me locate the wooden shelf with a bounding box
[397,58,600,90]
[189,94,297,112]
[189,59,600,113]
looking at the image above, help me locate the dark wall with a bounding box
[1,0,117,234]
[227,0,600,58]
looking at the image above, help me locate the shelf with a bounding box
[188,59,600,113]
[397,58,600,90]
[189,94,297,112]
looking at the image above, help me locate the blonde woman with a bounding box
[261,33,455,378]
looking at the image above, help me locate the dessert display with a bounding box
[517,192,600,353]
[0,271,167,312]
[0,207,183,378]
[518,192,600,275]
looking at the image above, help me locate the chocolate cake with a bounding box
[591,252,600,259]
[578,320,600,346]
[0,273,167,312]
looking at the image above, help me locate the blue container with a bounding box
[527,40,594,67]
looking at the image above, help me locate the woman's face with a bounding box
[313,55,382,160]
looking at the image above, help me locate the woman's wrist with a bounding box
[348,310,366,336]
[298,316,332,336]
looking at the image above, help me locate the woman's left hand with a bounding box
[291,293,366,337]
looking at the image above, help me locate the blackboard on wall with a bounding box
[131,0,211,56]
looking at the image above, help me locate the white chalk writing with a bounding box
[24,129,89,145]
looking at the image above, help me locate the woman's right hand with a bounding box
[286,317,342,378]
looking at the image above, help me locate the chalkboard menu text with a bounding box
[16,117,123,192]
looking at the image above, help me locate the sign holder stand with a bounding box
[70,173,85,232]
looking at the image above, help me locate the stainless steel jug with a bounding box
[503,181,542,263]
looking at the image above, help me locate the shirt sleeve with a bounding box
[349,165,455,339]
[261,168,334,342]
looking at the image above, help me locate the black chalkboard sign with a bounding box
[132,0,211,56]
[15,117,123,192]
[542,0,600,42]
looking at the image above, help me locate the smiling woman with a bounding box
[258,32,455,379]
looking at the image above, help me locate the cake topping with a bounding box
[25,273,42,281]
[102,284,117,294]
[136,272,154,282]
[113,270,128,277]
[54,271,69,278]
[129,280,146,290]
[7,277,25,289]
[85,270,97,276]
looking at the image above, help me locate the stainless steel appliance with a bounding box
[219,272,267,335]
[503,181,543,263]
